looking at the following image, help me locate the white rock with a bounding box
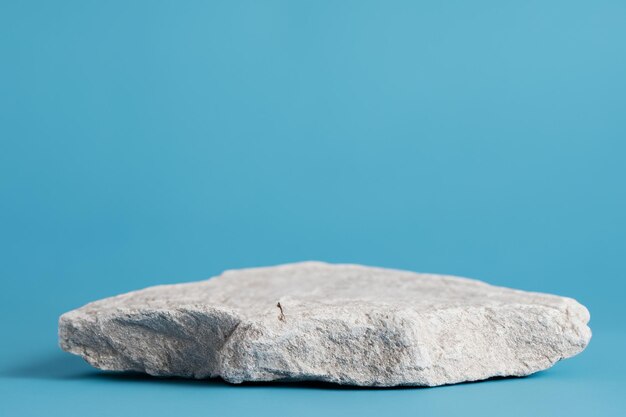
[59,261,591,386]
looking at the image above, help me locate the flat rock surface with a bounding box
[59,262,591,386]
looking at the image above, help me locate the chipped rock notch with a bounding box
[59,262,591,386]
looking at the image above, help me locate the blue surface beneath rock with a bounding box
[1,332,624,417]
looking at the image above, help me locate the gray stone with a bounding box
[59,261,591,386]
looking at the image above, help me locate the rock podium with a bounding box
[59,262,591,386]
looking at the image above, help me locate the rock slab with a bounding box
[59,262,591,386]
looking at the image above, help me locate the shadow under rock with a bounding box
[1,351,221,386]
[2,350,94,380]
[68,369,549,391]
[1,350,549,390]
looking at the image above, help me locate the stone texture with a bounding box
[59,261,591,386]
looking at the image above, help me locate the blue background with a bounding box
[1,1,625,416]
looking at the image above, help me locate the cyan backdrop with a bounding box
[1,1,624,416]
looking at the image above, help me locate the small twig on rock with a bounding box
[276,302,286,322]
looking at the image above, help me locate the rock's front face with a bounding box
[59,262,591,386]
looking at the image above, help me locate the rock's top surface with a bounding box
[59,261,591,386]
